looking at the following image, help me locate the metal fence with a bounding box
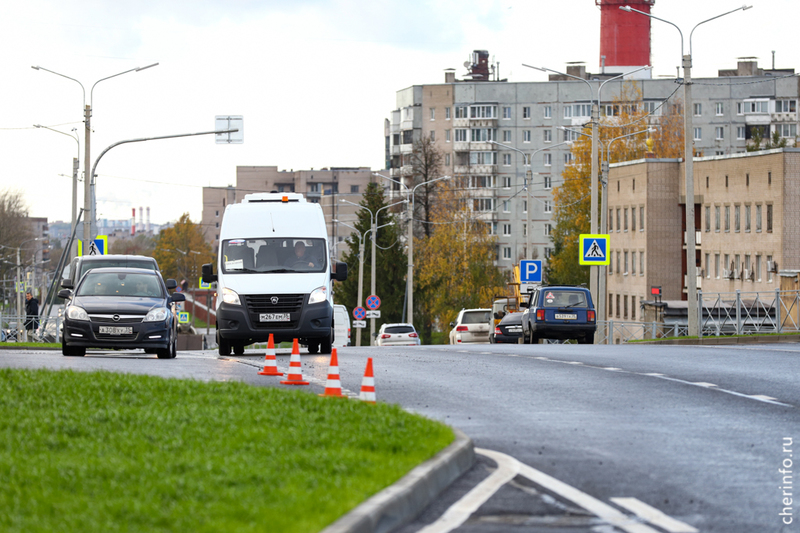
[598,320,687,344]
[1,314,61,343]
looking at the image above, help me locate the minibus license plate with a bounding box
[260,313,290,322]
[555,313,577,320]
[99,326,133,335]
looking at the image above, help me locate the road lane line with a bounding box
[610,497,698,532]
[415,448,519,533]
[690,382,717,387]
[749,394,778,401]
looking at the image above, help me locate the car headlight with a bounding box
[144,307,169,322]
[66,306,89,321]
[221,287,241,305]
[308,286,327,305]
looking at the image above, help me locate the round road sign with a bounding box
[366,295,381,310]
[353,306,366,320]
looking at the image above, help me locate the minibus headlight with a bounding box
[308,286,327,305]
[221,288,241,305]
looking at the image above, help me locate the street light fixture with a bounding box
[372,173,451,327]
[32,63,159,256]
[619,4,752,337]
[522,64,651,314]
[33,124,80,260]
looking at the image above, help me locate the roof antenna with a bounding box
[270,212,275,232]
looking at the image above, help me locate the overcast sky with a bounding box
[1,0,795,227]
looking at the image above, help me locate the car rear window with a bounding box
[80,259,156,279]
[540,290,588,308]
[385,326,415,334]
[461,311,490,324]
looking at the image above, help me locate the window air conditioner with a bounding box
[768,260,779,273]
[743,269,751,280]
[747,269,755,281]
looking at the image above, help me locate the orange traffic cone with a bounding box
[280,339,309,385]
[319,348,344,397]
[258,334,283,376]
[359,357,376,403]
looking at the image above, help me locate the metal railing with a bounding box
[599,320,687,344]
[1,314,61,343]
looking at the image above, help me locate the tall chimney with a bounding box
[131,208,136,236]
[146,207,151,234]
[597,0,654,74]
[139,207,143,233]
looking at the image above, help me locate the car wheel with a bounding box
[218,333,231,356]
[233,343,245,355]
[530,334,539,345]
[307,341,319,355]
[144,348,157,354]
[170,332,178,358]
[156,332,172,359]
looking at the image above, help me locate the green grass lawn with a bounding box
[0,369,454,533]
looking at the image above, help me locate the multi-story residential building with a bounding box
[606,149,800,322]
[386,52,798,274]
[201,166,377,259]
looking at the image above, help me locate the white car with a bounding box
[333,304,351,347]
[376,323,420,346]
[449,308,492,344]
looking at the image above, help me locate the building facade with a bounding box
[386,54,799,274]
[201,166,377,259]
[606,149,800,322]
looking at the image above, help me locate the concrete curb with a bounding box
[320,428,475,533]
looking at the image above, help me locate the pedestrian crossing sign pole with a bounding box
[579,234,610,265]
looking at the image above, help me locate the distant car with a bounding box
[376,323,420,346]
[333,304,351,347]
[491,312,523,344]
[61,255,161,305]
[449,308,492,344]
[520,285,596,344]
[59,267,184,358]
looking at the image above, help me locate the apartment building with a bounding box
[386,53,799,274]
[201,166,377,259]
[606,149,800,322]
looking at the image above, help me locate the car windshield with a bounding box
[80,259,156,280]
[385,325,415,334]
[77,272,163,298]
[462,311,490,324]
[221,238,327,274]
[540,290,588,308]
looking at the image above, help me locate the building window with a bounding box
[564,153,574,165]
[543,129,552,143]
[767,204,773,232]
[775,99,797,113]
[543,105,551,119]
[616,294,621,318]
[502,224,511,236]
[445,153,451,166]
[769,171,772,185]
[609,209,613,231]
[745,205,751,232]
[715,102,723,115]
[503,130,511,142]
[444,107,451,120]
[724,205,730,232]
[694,127,702,140]
[756,204,762,232]
[563,105,572,118]
[215,210,219,217]
[705,253,710,278]
[734,204,740,232]
[473,198,495,212]
[715,253,720,279]
[693,103,702,116]
[430,131,435,141]
[350,185,359,194]
[624,208,629,231]
[503,176,511,188]
[632,252,636,275]
[445,129,451,142]
[543,176,552,189]
[523,130,531,143]
[469,151,497,165]
[715,206,720,232]
[609,253,613,274]
[523,224,527,237]
[502,106,511,119]
[487,222,497,235]
[544,153,552,167]
[430,108,435,120]
[215,222,219,228]
[503,200,510,213]
[715,127,724,140]
[705,206,710,232]
[523,200,527,213]
[455,106,467,118]
[544,224,551,236]
[737,126,745,140]
[624,251,629,274]
[756,254,762,281]
[455,129,468,142]
[544,200,552,214]
[609,293,613,314]
[631,208,636,232]
[470,105,497,118]
[616,209,621,232]
[778,124,797,138]
[767,255,773,282]
[503,247,511,260]
[471,128,497,142]
[623,295,628,319]
[640,252,644,275]
[640,207,644,231]
[523,106,531,119]
[503,153,511,166]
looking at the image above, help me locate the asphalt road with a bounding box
[1,342,797,532]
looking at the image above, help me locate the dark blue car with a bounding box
[520,285,596,344]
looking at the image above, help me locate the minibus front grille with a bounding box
[244,294,304,313]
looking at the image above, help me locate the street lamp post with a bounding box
[372,173,450,328]
[33,124,80,260]
[32,63,159,255]
[523,64,650,318]
[620,4,752,337]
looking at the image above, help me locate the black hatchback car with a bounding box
[520,285,596,344]
[491,312,524,344]
[59,268,184,358]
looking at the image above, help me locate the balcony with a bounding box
[454,165,497,175]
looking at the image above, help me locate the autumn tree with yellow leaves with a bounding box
[152,213,215,285]
[546,82,684,285]
[414,178,506,343]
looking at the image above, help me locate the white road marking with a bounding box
[690,382,717,387]
[603,367,623,371]
[415,448,519,533]
[418,448,661,533]
[565,361,584,365]
[644,373,665,376]
[749,394,778,401]
[611,497,699,533]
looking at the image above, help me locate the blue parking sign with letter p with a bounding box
[520,260,542,283]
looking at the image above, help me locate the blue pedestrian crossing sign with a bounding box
[77,235,108,256]
[520,260,542,283]
[579,234,610,265]
[178,312,190,324]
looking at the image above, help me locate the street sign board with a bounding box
[215,115,244,144]
[365,295,381,310]
[579,234,610,265]
[366,310,381,319]
[353,306,366,320]
[77,235,108,256]
[199,279,211,289]
[178,312,190,324]
[519,260,543,283]
[353,320,366,328]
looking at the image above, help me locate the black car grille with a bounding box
[244,294,304,329]
[89,315,143,324]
